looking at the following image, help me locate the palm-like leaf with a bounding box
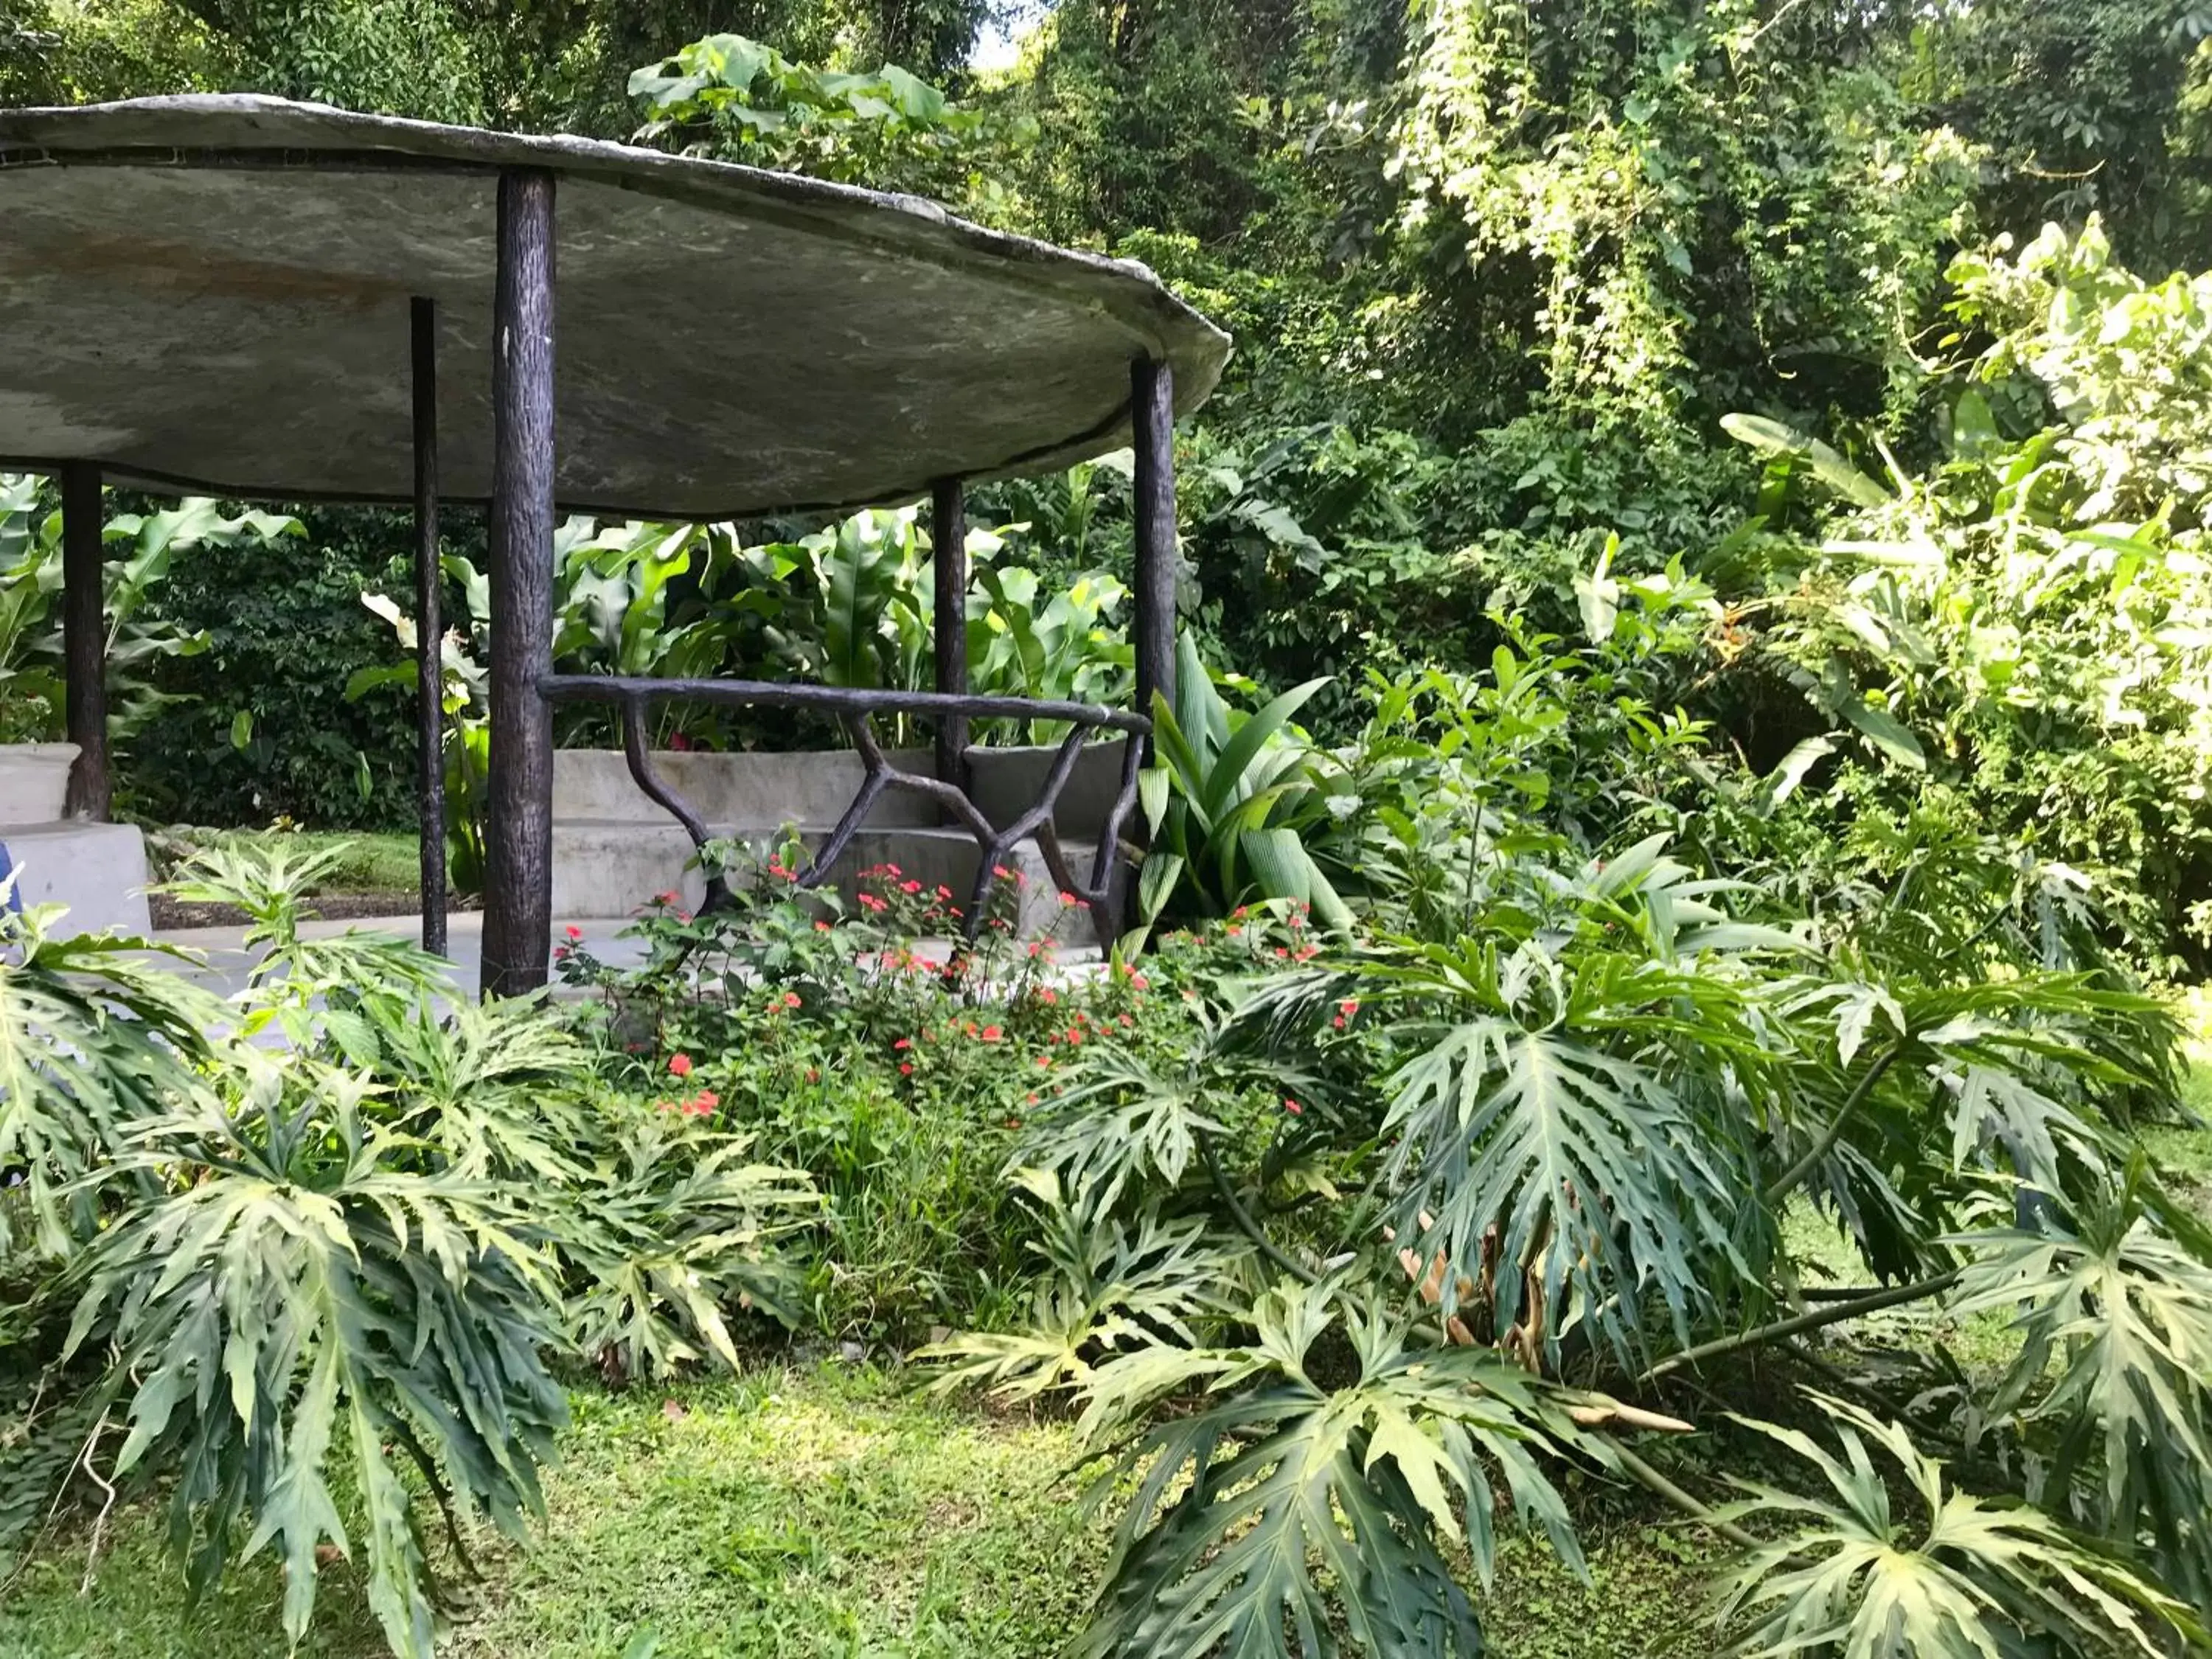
[0,908,219,1257]
[162,841,452,1029]
[1072,1282,1591,1659]
[372,998,593,1184]
[62,1064,568,1659]
[1948,1164,2212,1609]
[920,1172,1250,1400]
[1018,1034,1231,1211]
[1716,1394,2197,1658]
[561,1112,816,1381]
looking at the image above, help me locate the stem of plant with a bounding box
[1638,1268,1961,1384]
[1603,1439,1759,1550]
[1761,1036,1907,1205]
[1199,1131,1318,1285]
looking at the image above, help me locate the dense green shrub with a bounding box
[128,503,465,830]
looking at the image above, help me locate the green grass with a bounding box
[0,1363,1716,1659]
[151,828,425,894]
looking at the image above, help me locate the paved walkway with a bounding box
[150,911,652,998]
[146,912,1088,1000]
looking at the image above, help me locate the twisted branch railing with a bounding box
[538,676,1150,947]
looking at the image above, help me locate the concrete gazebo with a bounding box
[0,94,1227,993]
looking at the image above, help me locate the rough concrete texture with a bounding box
[0,96,1229,518]
[552,745,939,827]
[549,819,1097,943]
[0,818,152,935]
[964,739,1131,832]
[552,741,1131,832]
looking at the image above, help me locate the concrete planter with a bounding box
[550,740,1134,930]
[551,740,1133,835]
[0,742,80,824]
[0,743,154,937]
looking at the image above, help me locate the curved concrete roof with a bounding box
[0,95,1229,518]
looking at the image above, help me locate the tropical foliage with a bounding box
[8,4,2212,1657]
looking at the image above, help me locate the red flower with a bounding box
[1058,890,1077,905]
[901,879,922,894]
[859,892,888,913]
[565,925,583,941]
[655,890,680,905]
[1284,1097,1304,1116]
[899,1061,914,1076]
[669,1054,693,1078]
[805,1066,819,1082]
[1039,987,1058,1005]
[980,1024,1003,1042]
[815,920,834,933]
[894,1037,913,1051]
[1130,974,1150,992]
[783,992,801,1009]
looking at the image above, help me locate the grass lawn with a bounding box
[0,1363,1718,1659]
[151,828,425,895]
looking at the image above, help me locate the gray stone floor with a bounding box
[145,912,1096,1002]
[149,911,652,999]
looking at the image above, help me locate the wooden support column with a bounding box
[931,476,968,787]
[60,463,108,821]
[411,296,448,958]
[1130,355,1178,731]
[481,169,557,998]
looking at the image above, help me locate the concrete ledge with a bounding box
[553,740,1133,835]
[553,747,939,827]
[0,819,153,936]
[549,820,1101,942]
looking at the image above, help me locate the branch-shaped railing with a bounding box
[538,675,1150,947]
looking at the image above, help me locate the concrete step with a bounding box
[0,819,153,936]
[550,820,1107,942]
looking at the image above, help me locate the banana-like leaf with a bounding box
[1720,413,1891,508]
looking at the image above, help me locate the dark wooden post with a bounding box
[481,170,557,998]
[60,463,108,821]
[1130,355,1178,728]
[931,476,968,787]
[411,296,448,957]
